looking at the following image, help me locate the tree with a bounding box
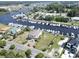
[25,27,31,31]
[67,9,76,17]
[35,53,44,58]
[33,14,39,19]
[32,7,39,13]
[0,49,7,56]
[44,15,54,21]
[16,51,26,58]
[9,44,15,50]
[13,34,17,39]
[55,16,69,22]
[25,49,31,58]
[5,50,16,58]
[0,8,8,12]
[39,15,54,21]
[38,15,44,20]
[0,40,6,48]
[45,3,65,13]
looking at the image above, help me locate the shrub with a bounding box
[35,53,44,58]
[25,49,31,58]
[5,51,16,58]
[9,44,15,49]
[0,49,7,56]
[0,40,6,48]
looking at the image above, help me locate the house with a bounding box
[66,39,79,54]
[28,29,42,39]
[8,26,22,35]
[9,27,17,35]
[61,35,79,58]
[64,35,79,55]
[36,12,67,17]
[71,17,79,21]
[61,50,74,58]
[58,37,69,46]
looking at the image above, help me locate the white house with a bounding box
[71,17,79,21]
[28,29,42,39]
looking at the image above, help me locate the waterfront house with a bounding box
[64,36,79,55]
[9,27,17,35]
[71,17,79,21]
[28,29,42,39]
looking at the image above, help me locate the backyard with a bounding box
[13,31,30,44]
[35,32,64,50]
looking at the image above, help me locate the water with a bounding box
[0,3,79,38]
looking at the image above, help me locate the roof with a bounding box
[66,37,79,54]
[28,29,42,39]
[10,27,17,34]
[71,17,79,21]
[68,38,79,47]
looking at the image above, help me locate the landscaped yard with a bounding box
[35,32,64,50]
[13,31,29,44]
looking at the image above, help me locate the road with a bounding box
[4,40,48,58]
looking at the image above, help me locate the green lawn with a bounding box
[35,32,64,50]
[13,31,29,44]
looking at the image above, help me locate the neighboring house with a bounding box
[60,35,79,58]
[65,38,79,54]
[9,27,17,35]
[71,17,79,21]
[28,29,42,39]
[58,37,69,46]
[61,36,79,58]
[8,27,22,35]
[61,50,74,58]
[36,12,67,17]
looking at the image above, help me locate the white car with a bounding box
[42,22,45,25]
[38,22,41,24]
[71,33,75,38]
[52,24,56,26]
[29,26,35,30]
[73,26,78,29]
[46,23,49,25]
[50,24,52,25]
[30,21,37,24]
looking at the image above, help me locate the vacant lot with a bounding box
[13,31,29,44]
[35,32,64,50]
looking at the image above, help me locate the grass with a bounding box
[13,31,29,44]
[35,32,64,50]
[0,56,5,58]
